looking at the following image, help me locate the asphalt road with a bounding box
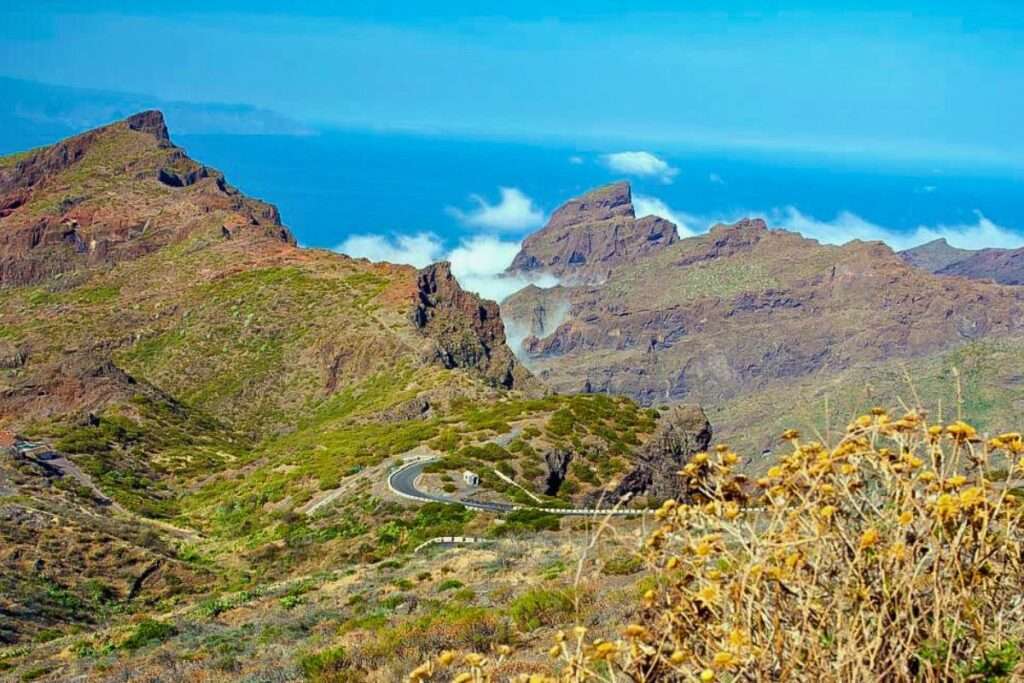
[388,459,514,513]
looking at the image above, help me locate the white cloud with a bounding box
[568,155,584,165]
[335,232,558,303]
[446,187,545,232]
[709,173,725,185]
[633,195,699,237]
[336,232,444,267]
[602,151,679,184]
[769,207,1024,251]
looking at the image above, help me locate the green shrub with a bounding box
[299,646,356,682]
[437,579,464,592]
[508,588,575,632]
[602,555,643,576]
[121,619,177,650]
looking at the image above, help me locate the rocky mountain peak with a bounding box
[124,110,172,144]
[507,181,678,280]
[546,181,635,230]
[0,111,293,287]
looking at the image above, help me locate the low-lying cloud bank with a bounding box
[445,187,545,232]
[634,194,1023,252]
[767,207,1024,252]
[335,232,557,302]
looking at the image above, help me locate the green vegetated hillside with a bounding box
[0,114,676,679]
[2,117,1023,682]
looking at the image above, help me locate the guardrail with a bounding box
[413,536,493,553]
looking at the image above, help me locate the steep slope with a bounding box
[900,237,1024,285]
[507,181,679,281]
[504,203,1024,450]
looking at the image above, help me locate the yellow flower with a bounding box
[463,653,485,668]
[946,421,978,442]
[728,628,750,649]
[723,451,739,465]
[767,465,784,478]
[934,493,960,522]
[723,502,740,520]
[888,542,909,561]
[697,583,721,605]
[548,645,561,658]
[781,429,801,440]
[859,527,881,550]
[959,486,986,509]
[700,669,716,682]
[453,674,473,683]
[693,452,709,465]
[408,662,433,680]
[437,651,456,666]
[919,471,936,483]
[947,474,967,488]
[898,510,914,526]
[497,645,512,657]
[712,651,737,668]
[670,650,687,665]
[624,624,647,639]
[819,505,837,521]
[594,641,619,660]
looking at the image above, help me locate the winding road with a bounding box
[387,456,645,517]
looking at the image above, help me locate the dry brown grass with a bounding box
[412,409,1024,681]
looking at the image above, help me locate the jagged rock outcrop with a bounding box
[507,181,678,280]
[0,110,294,287]
[411,261,538,391]
[588,405,711,504]
[541,448,573,496]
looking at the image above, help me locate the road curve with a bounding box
[387,457,646,516]
[388,458,515,513]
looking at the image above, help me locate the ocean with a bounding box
[175,130,1024,252]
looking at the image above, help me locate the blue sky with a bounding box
[2,2,1023,165]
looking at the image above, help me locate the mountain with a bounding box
[507,181,679,281]
[0,115,692,657]
[898,237,977,273]
[504,185,1024,452]
[899,237,1024,285]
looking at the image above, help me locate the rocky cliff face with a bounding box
[587,404,712,504]
[0,111,293,287]
[507,181,678,281]
[900,238,1024,285]
[411,261,536,391]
